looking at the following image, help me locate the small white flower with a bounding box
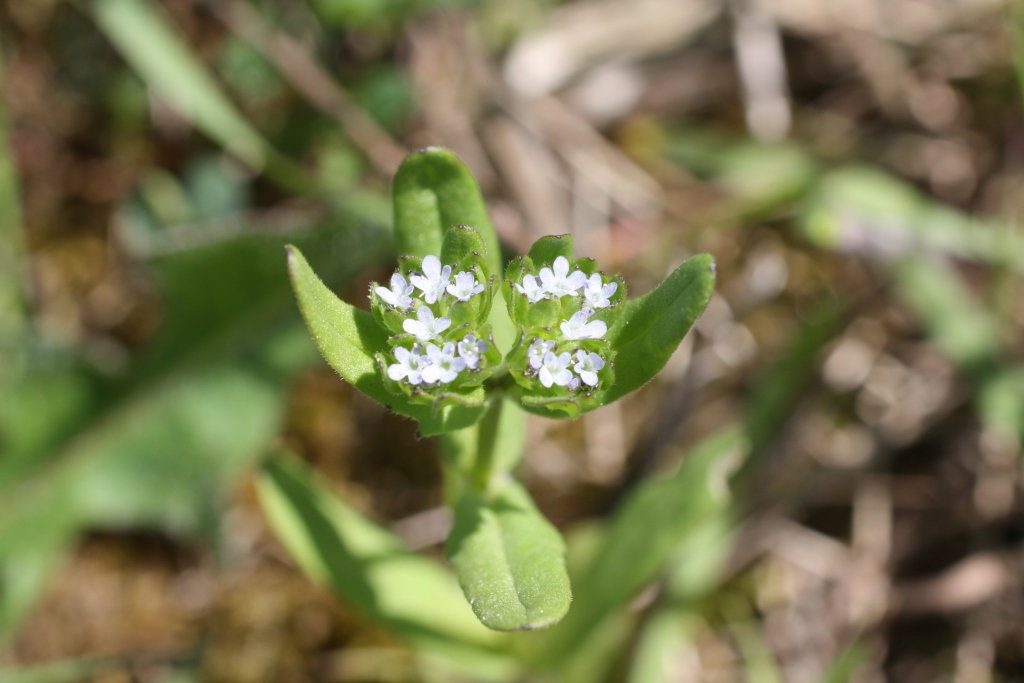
[375,272,415,310]
[387,346,428,385]
[568,376,581,391]
[574,350,605,387]
[560,308,607,340]
[447,271,485,301]
[409,255,452,304]
[582,273,618,309]
[539,256,586,298]
[538,351,573,388]
[514,275,548,303]
[403,306,451,341]
[421,342,466,384]
[528,339,555,370]
[457,333,488,369]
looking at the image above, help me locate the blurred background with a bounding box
[2,0,1024,681]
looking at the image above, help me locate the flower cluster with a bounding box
[514,256,618,311]
[504,241,625,408]
[372,252,496,397]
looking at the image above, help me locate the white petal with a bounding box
[565,270,586,291]
[553,256,569,278]
[402,320,430,340]
[538,366,554,388]
[580,370,599,386]
[421,365,443,384]
[376,286,398,306]
[422,255,441,280]
[387,364,407,381]
[580,320,607,339]
[553,369,573,386]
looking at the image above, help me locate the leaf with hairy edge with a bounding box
[287,245,485,436]
[446,482,572,631]
[393,148,502,277]
[257,455,516,669]
[592,254,715,407]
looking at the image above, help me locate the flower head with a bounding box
[421,342,466,384]
[409,255,452,304]
[375,272,415,310]
[560,308,607,340]
[403,306,451,341]
[447,271,485,302]
[538,351,574,388]
[457,333,488,369]
[387,346,428,385]
[539,256,586,298]
[582,273,617,309]
[514,274,548,303]
[528,338,555,370]
[573,350,605,387]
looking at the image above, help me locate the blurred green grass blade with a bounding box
[978,364,1024,443]
[728,620,785,683]
[90,0,312,195]
[0,215,390,633]
[818,641,869,683]
[445,481,571,631]
[541,428,746,663]
[0,657,120,683]
[287,244,486,435]
[257,454,510,657]
[802,166,1024,271]
[661,127,819,218]
[0,362,282,631]
[392,148,502,277]
[894,257,1001,375]
[0,44,26,364]
[627,612,701,683]
[742,298,844,459]
[596,254,715,406]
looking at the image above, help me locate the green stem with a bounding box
[471,397,504,493]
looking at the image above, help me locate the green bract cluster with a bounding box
[504,235,626,417]
[369,227,630,419]
[371,226,501,410]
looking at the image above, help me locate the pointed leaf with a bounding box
[393,148,502,276]
[287,245,485,435]
[593,254,715,407]
[446,482,572,631]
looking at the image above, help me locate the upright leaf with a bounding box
[446,481,572,631]
[596,254,715,406]
[392,148,502,276]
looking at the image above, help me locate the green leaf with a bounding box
[287,245,486,435]
[257,454,508,656]
[894,257,1001,375]
[446,481,572,631]
[0,43,26,355]
[90,0,312,195]
[441,224,490,278]
[595,254,715,407]
[392,148,502,277]
[540,429,745,662]
[527,234,574,267]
